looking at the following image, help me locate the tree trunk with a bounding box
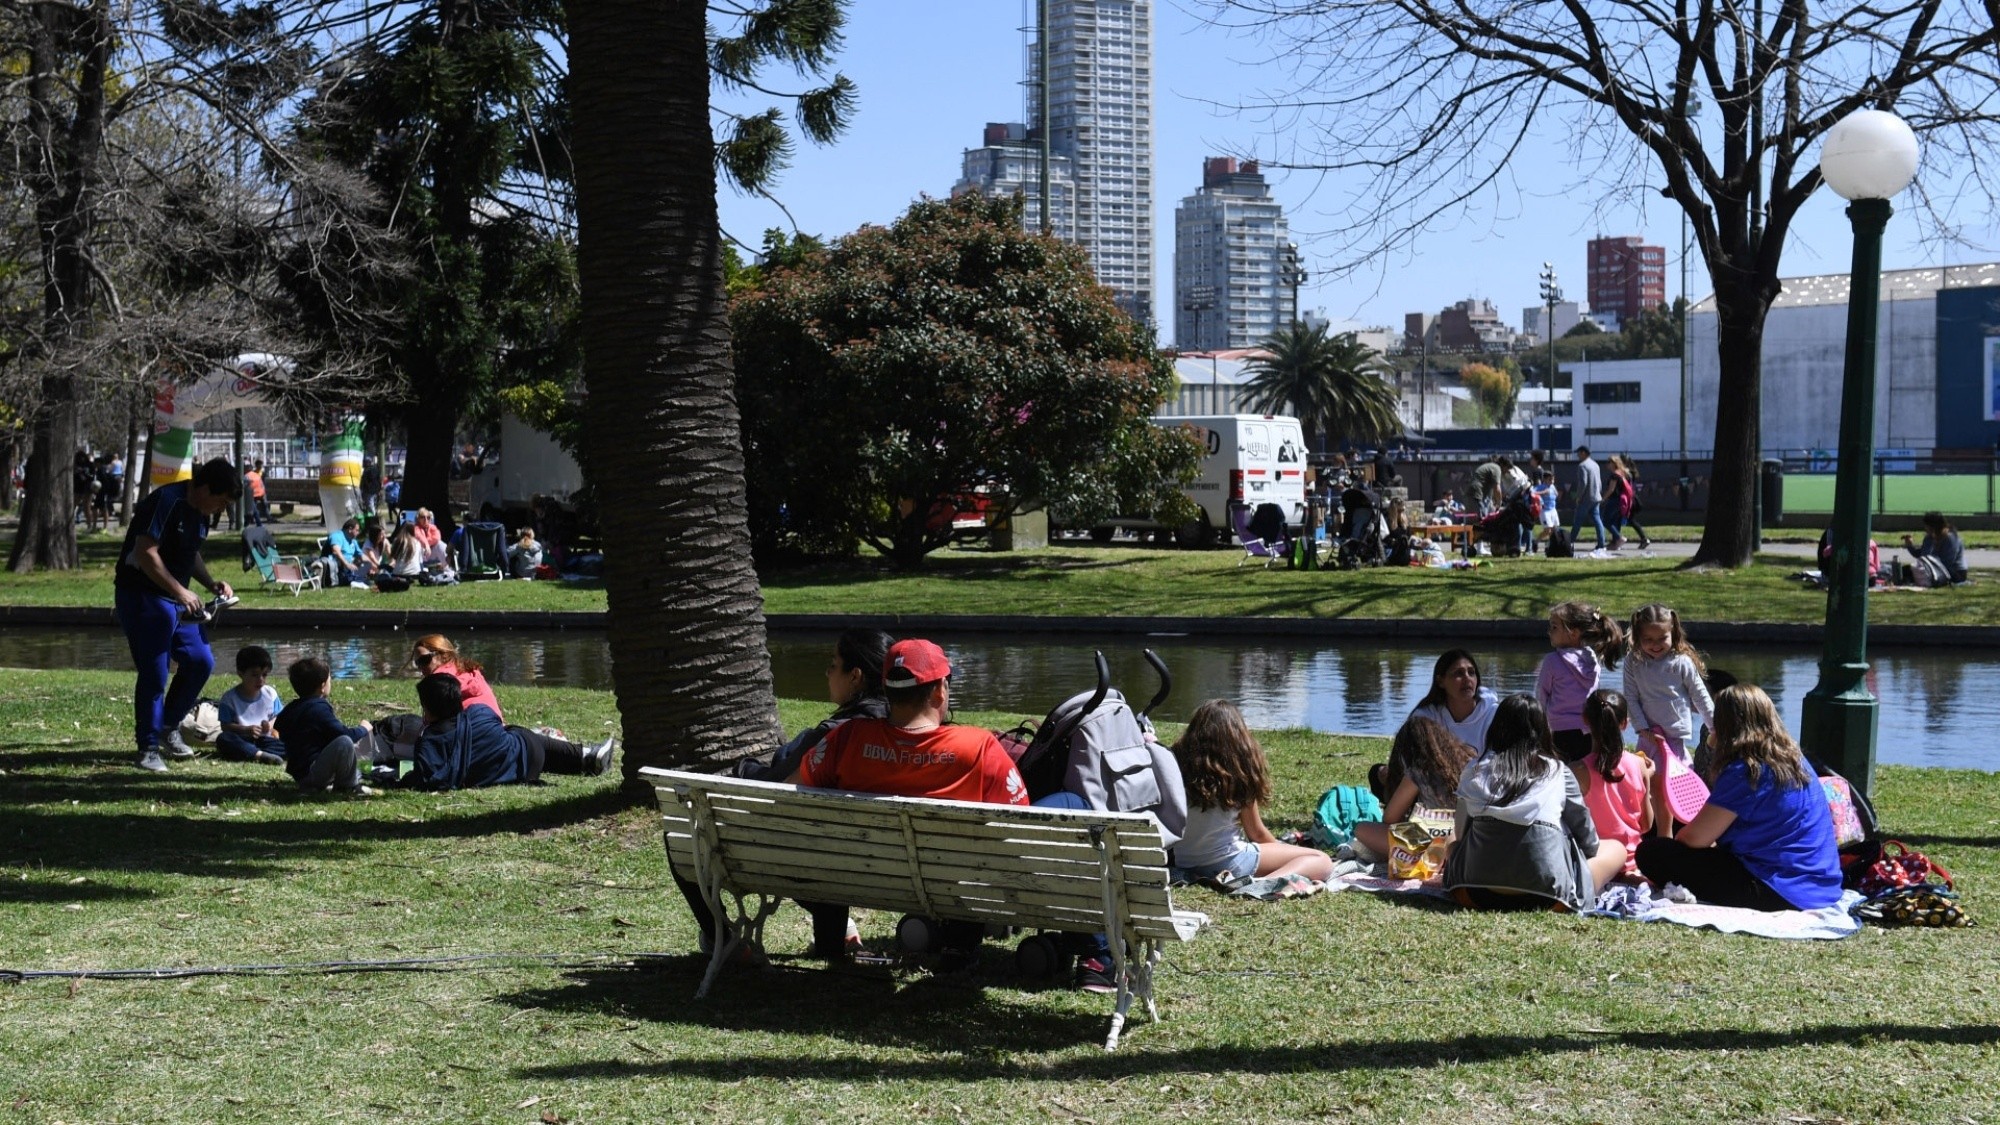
[570,0,783,780]
[1689,276,1777,568]
[402,401,459,532]
[10,0,111,572]
[8,378,79,573]
[121,387,142,523]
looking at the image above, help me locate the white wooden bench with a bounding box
[640,767,1208,1050]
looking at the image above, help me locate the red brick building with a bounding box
[1587,236,1667,324]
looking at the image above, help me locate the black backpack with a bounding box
[1545,526,1574,559]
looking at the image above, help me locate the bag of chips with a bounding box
[1387,820,1451,881]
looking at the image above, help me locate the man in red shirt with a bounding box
[799,639,1027,806]
[797,638,1027,967]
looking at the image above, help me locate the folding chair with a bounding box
[1230,502,1291,568]
[455,521,507,581]
[241,525,319,596]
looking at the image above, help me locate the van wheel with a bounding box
[1088,526,1114,544]
[1174,516,1214,549]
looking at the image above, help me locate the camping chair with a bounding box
[241,525,318,596]
[455,521,507,581]
[1230,502,1291,568]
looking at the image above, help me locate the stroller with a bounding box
[898,651,1185,980]
[1474,490,1537,557]
[1335,487,1388,570]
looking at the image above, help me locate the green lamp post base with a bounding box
[1799,665,1879,796]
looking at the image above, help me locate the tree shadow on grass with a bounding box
[1888,833,2000,850]
[6,783,632,880]
[511,1017,2000,1082]
[0,880,155,905]
[497,958,1107,1056]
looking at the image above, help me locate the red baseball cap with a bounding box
[883,639,952,689]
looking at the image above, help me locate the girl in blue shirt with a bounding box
[1635,684,1841,910]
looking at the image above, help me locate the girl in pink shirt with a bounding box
[1576,689,1654,877]
[1536,601,1628,764]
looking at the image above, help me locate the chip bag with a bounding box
[1387,821,1451,881]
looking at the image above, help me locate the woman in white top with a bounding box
[1410,648,1500,751]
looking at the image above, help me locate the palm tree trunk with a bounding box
[570,0,783,781]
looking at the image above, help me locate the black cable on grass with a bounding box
[0,951,684,984]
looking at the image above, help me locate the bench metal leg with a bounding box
[695,887,779,999]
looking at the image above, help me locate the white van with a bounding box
[1090,414,1309,547]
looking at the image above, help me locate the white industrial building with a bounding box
[1564,262,2000,456]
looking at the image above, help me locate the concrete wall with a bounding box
[1687,294,1938,456]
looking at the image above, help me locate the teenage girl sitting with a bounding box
[1634,685,1842,911]
[1443,693,1627,912]
[1169,700,1334,888]
[1353,715,1475,863]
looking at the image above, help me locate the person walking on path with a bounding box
[1568,446,1606,551]
[114,458,241,772]
[244,460,269,525]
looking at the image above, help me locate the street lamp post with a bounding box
[1797,109,1920,800]
[1539,263,1562,445]
[1278,243,1307,327]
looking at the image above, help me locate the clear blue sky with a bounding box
[714,0,1996,336]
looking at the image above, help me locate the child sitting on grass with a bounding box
[1169,699,1334,889]
[1576,689,1653,878]
[1442,694,1626,912]
[273,655,375,796]
[214,645,286,765]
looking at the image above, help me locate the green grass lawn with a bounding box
[1784,473,2000,517]
[7,528,2000,628]
[3,670,1994,1122]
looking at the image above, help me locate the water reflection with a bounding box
[3,624,1992,771]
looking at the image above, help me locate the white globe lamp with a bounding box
[1819,109,1920,201]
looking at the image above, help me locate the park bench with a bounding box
[640,767,1209,1050]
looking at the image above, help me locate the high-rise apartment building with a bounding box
[1026,0,1154,325]
[953,122,1076,240]
[1587,236,1667,322]
[1174,157,1294,351]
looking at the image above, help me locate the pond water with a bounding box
[5,624,1992,771]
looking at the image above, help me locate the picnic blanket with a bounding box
[1325,868,1452,900]
[1327,867,1864,939]
[1588,884,1867,940]
[1223,873,1326,900]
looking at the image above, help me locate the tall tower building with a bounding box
[1587,235,1667,323]
[953,122,1076,240]
[1174,157,1293,351]
[1026,0,1155,326]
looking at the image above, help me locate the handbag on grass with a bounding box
[1857,885,1971,928]
[1856,839,1953,897]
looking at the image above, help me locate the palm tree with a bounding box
[1242,324,1401,452]
[569,1,851,779]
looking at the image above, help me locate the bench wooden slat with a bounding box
[695,799,1169,856]
[708,840,1174,907]
[701,821,1168,873]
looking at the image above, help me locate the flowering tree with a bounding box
[732,194,1199,566]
